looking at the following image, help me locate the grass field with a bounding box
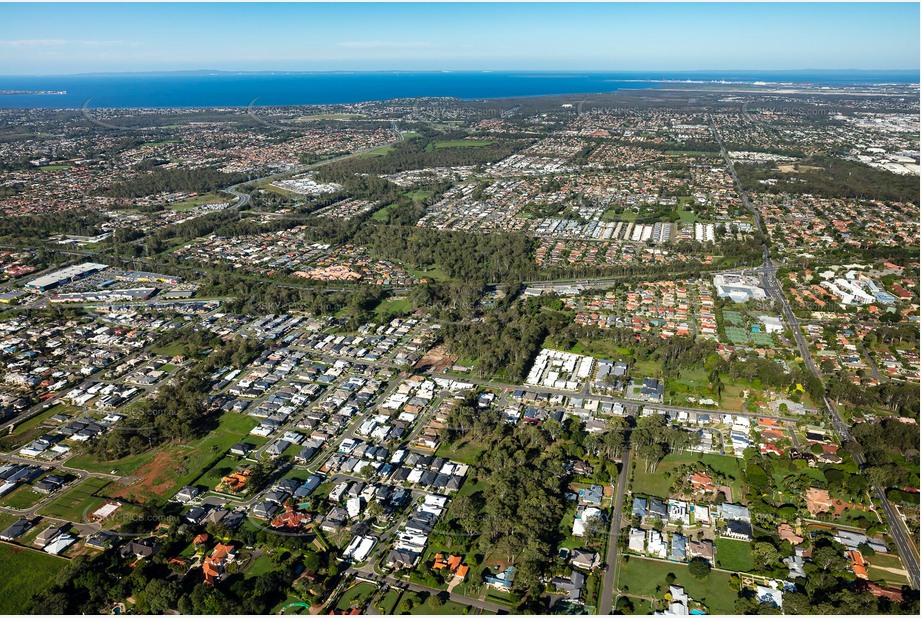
[698,454,746,498]
[374,298,414,318]
[106,412,258,504]
[151,341,189,357]
[633,359,664,377]
[867,564,910,587]
[618,556,738,615]
[406,264,449,283]
[435,438,485,465]
[38,476,110,522]
[0,484,47,510]
[0,544,68,613]
[335,582,378,611]
[371,203,397,221]
[675,208,699,223]
[191,455,242,491]
[169,193,227,211]
[429,139,495,150]
[715,538,755,572]
[39,164,71,171]
[484,588,520,608]
[244,553,276,579]
[631,452,745,500]
[866,553,910,586]
[377,588,402,614]
[356,145,395,158]
[66,448,156,476]
[406,189,433,203]
[631,452,697,497]
[617,595,654,615]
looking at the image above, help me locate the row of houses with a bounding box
[633,496,753,541]
[627,528,714,564]
[386,494,450,570]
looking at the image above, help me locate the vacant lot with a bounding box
[374,297,414,319]
[0,544,68,613]
[435,438,483,466]
[631,452,697,498]
[66,448,155,477]
[108,412,257,504]
[0,484,47,510]
[715,538,755,572]
[150,341,188,357]
[38,476,110,522]
[414,344,457,374]
[429,139,495,150]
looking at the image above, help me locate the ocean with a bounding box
[0,70,916,109]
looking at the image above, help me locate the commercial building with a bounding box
[26,262,108,292]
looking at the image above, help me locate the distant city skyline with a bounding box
[0,2,918,75]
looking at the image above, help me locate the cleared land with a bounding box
[0,544,68,613]
[106,412,258,504]
[715,538,755,572]
[428,139,496,150]
[38,476,110,521]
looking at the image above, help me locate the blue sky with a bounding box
[0,2,918,74]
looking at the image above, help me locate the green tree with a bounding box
[688,557,712,579]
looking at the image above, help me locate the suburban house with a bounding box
[723,519,754,542]
[1,518,33,541]
[777,523,804,545]
[571,549,600,570]
[551,570,586,602]
[120,538,160,560]
[628,528,646,554]
[176,485,201,503]
[687,539,714,564]
[203,543,238,586]
[484,565,516,591]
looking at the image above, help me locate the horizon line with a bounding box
[2,67,919,78]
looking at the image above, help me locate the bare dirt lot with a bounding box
[414,345,458,374]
